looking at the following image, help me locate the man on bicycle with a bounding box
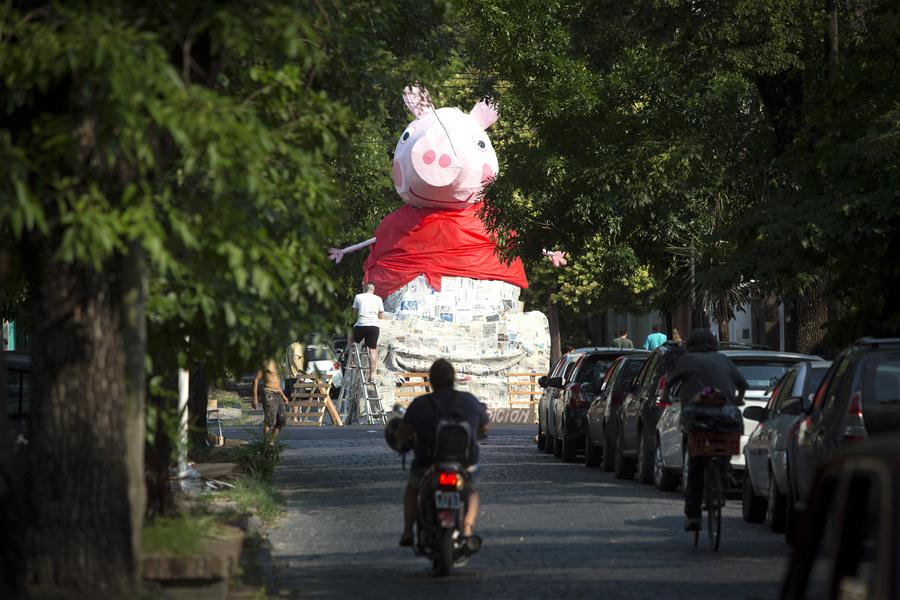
[665,328,747,532]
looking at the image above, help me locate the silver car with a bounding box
[654,349,821,493]
[741,360,830,532]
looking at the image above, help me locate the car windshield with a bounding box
[620,359,645,389]
[734,361,797,391]
[802,367,829,398]
[305,346,335,362]
[576,356,613,384]
[866,352,900,404]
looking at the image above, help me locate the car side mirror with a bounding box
[743,405,767,422]
[548,377,564,388]
[781,397,804,416]
[538,376,548,388]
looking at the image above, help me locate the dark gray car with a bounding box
[742,360,831,532]
[787,338,900,543]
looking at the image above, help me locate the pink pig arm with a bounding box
[542,249,568,268]
[328,237,376,264]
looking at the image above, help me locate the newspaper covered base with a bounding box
[361,276,550,422]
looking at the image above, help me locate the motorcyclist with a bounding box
[391,358,489,547]
[665,328,747,532]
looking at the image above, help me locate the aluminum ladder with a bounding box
[338,342,386,425]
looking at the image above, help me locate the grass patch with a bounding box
[143,515,220,556]
[221,476,284,524]
[209,387,244,408]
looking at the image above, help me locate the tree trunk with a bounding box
[793,277,830,355]
[23,241,143,597]
[145,379,175,519]
[548,293,561,364]
[717,317,731,343]
[187,364,209,452]
[0,249,25,599]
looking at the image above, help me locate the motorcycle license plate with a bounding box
[434,490,460,509]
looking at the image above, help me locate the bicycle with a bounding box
[687,429,741,550]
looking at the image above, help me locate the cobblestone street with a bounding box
[234,425,790,599]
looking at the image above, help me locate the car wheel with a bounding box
[602,424,616,472]
[767,470,788,533]
[613,430,636,480]
[584,428,602,468]
[654,437,678,491]
[537,414,546,451]
[553,433,563,458]
[636,430,654,485]
[544,426,555,455]
[561,424,577,463]
[741,469,766,523]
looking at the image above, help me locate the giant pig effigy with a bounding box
[330,86,560,417]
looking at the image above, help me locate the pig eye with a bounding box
[473,135,489,151]
[400,125,416,143]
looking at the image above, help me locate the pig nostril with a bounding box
[438,154,452,168]
[422,150,436,165]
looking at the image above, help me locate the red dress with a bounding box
[363,202,528,298]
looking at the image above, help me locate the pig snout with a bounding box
[409,128,462,187]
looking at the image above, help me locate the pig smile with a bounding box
[409,187,475,204]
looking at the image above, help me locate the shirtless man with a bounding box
[252,358,289,439]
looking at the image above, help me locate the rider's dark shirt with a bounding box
[403,388,487,470]
[667,351,748,404]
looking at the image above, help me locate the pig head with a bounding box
[391,85,500,210]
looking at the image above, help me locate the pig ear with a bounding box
[402,85,434,118]
[470,98,499,129]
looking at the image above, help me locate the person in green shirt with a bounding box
[612,328,634,349]
[642,324,668,350]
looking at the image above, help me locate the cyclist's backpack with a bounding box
[430,391,472,464]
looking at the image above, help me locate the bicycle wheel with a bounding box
[706,460,723,551]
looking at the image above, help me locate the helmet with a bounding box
[384,416,414,453]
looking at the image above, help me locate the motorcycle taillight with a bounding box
[438,472,458,487]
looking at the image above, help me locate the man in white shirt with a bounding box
[352,282,385,382]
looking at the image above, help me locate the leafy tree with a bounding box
[1,0,455,594]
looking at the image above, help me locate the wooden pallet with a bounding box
[286,379,343,427]
[393,372,431,408]
[506,372,541,422]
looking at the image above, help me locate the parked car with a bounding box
[616,342,685,483]
[304,344,341,380]
[655,349,821,492]
[537,351,584,454]
[786,338,900,542]
[584,354,649,470]
[741,360,831,532]
[551,348,647,462]
[780,436,900,600]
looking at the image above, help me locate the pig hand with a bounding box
[328,248,346,264]
[543,249,568,268]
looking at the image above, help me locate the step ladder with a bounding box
[338,342,387,425]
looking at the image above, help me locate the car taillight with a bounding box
[654,375,669,407]
[438,472,458,487]
[333,361,341,370]
[844,391,867,441]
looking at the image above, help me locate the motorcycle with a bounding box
[413,461,480,575]
[385,403,482,576]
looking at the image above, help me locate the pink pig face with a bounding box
[391,85,500,210]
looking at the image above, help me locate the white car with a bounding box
[303,344,341,380]
[654,349,822,492]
